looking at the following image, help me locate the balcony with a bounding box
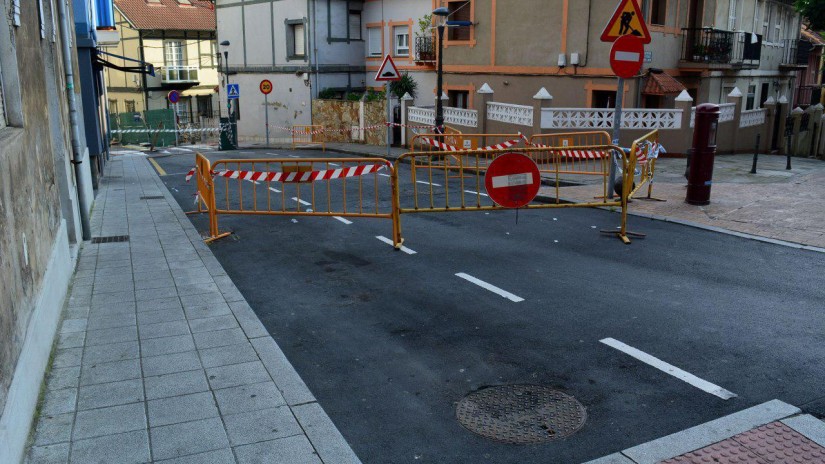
[160,65,200,85]
[414,36,436,64]
[679,28,761,69]
[780,39,810,69]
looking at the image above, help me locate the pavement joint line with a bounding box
[600,338,736,400]
[375,236,416,255]
[455,272,524,303]
[616,399,801,464]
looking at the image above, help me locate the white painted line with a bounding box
[600,338,737,400]
[288,155,300,158]
[464,190,489,197]
[491,173,533,189]
[378,173,391,178]
[269,187,282,193]
[333,216,353,225]
[455,273,524,303]
[416,180,442,187]
[329,163,340,167]
[376,236,416,255]
[291,197,311,206]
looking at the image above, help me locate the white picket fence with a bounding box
[407,106,478,128]
[541,108,683,130]
[740,108,767,128]
[487,102,533,127]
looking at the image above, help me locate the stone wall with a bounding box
[312,99,387,146]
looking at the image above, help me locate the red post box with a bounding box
[686,103,720,205]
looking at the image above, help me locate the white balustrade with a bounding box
[739,108,767,128]
[719,103,736,123]
[444,107,478,127]
[487,102,533,127]
[690,107,696,128]
[407,106,478,127]
[541,108,682,130]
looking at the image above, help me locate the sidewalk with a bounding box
[26,155,360,463]
[586,400,825,464]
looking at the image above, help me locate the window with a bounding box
[38,0,46,39]
[448,90,469,109]
[164,41,185,67]
[394,26,409,56]
[728,0,738,30]
[349,10,362,40]
[125,100,136,113]
[11,0,21,27]
[650,0,666,26]
[592,90,616,108]
[447,1,471,41]
[171,98,191,124]
[196,96,212,118]
[287,21,306,59]
[367,27,382,57]
[108,99,119,115]
[746,85,756,110]
[760,82,770,107]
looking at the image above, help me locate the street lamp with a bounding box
[220,41,231,117]
[432,7,472,134]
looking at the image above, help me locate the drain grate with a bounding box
[140,196,165,200]
[455,384,586,444]
[90,235,130,244]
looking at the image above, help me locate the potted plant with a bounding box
[416,14,436,61]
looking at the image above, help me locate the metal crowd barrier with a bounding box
[626,130,663,201]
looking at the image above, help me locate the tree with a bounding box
[389,73,418,105]
[795,0,825,31]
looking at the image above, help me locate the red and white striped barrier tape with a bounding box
[419,134,524,152]
[266,122,439,135]
[186,164,387,183]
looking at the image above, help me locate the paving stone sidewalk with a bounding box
[26,155,360,464]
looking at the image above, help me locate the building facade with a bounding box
[106,0,219,125]
[216,0,367,140]
[0,0,96,461]
[426,0,805,112]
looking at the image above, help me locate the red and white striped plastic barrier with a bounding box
[185,168,196,182]
[212,164,387,183]
[419,134,524,152]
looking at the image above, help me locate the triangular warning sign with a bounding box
[601,0,651,44]
[374,55,401,82]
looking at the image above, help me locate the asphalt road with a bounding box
[150,147,825,463]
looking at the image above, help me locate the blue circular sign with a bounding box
[167,90,181,104]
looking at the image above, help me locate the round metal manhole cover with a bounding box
[455,385,587,444]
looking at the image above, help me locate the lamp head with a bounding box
[220,40,230,47]
[432,7,449,16]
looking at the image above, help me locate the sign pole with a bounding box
[264,94,270,148]
[386,83,391,158]
[609,78,624,200]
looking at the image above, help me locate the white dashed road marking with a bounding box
[376,236,416,255]
[455,273,524,303]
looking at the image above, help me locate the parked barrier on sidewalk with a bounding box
[189,153,395,242]
[292,125,326,151]
[626,130,664,201]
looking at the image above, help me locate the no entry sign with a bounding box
[610,34,644,78]
[484,153,541,209]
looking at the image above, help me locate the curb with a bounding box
[584,400,825,464]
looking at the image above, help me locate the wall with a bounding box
[0,0,80,461]
[311,99,388,145]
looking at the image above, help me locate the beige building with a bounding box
[427,0,805,111]
[105,0,219,124]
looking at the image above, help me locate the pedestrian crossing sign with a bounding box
[227,84,240,100]
[601,0,651,44]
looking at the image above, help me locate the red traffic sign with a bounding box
[259,79,273,95]
[484,153,541,209]
[601,0,651,44]
[374,55,401,82]
[167,90,180,104]
[610,34,644,78]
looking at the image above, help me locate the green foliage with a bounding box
[346,92,362,101]
[318,88,338,99]
[418,14,433,36]
[389,73,418,103]
[795,0,825,31]
[365,90,386,102]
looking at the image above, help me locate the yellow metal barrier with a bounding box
[291,125,326,151]
[191,154,395,242]
[626,130,664,201]
[390,145,640,246]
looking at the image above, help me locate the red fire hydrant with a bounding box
[686,103,720,205]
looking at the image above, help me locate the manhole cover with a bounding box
[455,385,586,444]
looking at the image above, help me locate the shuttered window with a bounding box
[368,27,382,56]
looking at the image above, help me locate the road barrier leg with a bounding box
[391,169,404,249]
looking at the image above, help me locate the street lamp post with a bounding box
[432,7,472,135]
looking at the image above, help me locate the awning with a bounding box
[643,71,686,96]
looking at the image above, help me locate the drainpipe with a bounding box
[57,0,92,240]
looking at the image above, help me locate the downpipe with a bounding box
[57,0,92,240]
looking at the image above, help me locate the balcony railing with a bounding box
[160,65,199,84]
[780,39,810,67]
[680,28,761,67]
[414,36,436,63]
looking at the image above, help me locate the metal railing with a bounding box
[780,39,806,66]
[680,28,761,66]
[160,65,200,84]
[414,36,436,62]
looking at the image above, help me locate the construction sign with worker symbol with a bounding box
[601,0,651,44]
